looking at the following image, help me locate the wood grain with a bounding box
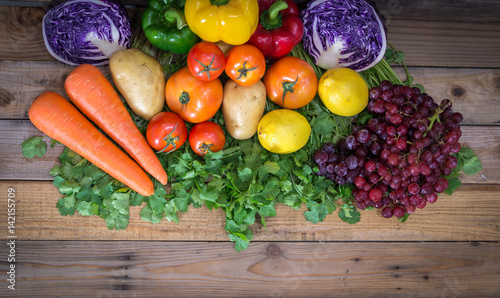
[398,67,500,126]
[2,63,499,124]
[1,181,498,242]
[8,240,500,297]
[0,4,499,67]
[2,120,498,183]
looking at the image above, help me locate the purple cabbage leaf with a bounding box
[301,0,387,72]
[42,0,131,66]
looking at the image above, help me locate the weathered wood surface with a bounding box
[1,182,499,241]
[1,0,499,296]
[7,241,500,297]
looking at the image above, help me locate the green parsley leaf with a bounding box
[76,200,94,216]
[443,177,461,195]
[398,213,410,223]
[338,204,361,224]
[164,200,179,223]
[111,192,131,215]
[173,189,191,212]
[57,194,77,216]
[228,232,250,252]
[305,201,329,224]
[140,204,163,224]
[129,192,147,207]
[462,156,482,176]
[21,136,47,158]
[104,211,130,230]
[259,204,277,218]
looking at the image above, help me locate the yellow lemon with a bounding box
[318,67,368,117]
[257,109,311,154]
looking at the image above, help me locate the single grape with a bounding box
[410,194,423,206]
[357,200,367,210]
[357,129,371,143]
[426,192,438,203]
[345,135,360,150]
[369,188,383,202]
[313,150,328,165]
[322,142,336,154]
[408,183,420,195]
[346,155,359,169]
[326,163,335,174]
[402,86,414,99]
[316,164,327,176]
[420,183,433,196]
[368,173,380,184]
[452,112,464,123]
[354,176,367,188]
[416,199,427,209]
[369,87,382,100]
[365,160,376,172]
[380,80,393,91]
[392,206,407,218]
[409,163,421,176]
[382,207,394,218]
[388,153,400,166]
[405,204,416,214]
[334,163,348,177]
[382,89,394,102]
[445,155,458,169]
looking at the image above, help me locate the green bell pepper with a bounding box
[142,0,200,54]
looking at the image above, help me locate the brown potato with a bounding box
[109,48,165,120]
[222,79,266,140]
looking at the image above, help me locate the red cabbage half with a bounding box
[301,0,387,72]
[42,0,131,66]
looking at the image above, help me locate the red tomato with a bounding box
[165,67,223,123]
[187,41,226,81]
[263,56,318,109]
[225,44,266,86]
[189,121,226,157]
[146,111,188,153]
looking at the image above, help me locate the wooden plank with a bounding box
[8,240,500,296]
[0,61,108,118]
[397,67,500,126]
[0,5,499,68]
[2,120,498,183]
[371,0,500,23]
[0,6,50,60]
[387,18,500,68]
[1,181,499,241]
[12,0,500,22]
[2,62,499,125]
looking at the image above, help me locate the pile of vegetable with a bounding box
[22,0,482,251]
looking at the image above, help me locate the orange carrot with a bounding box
[64,64,168,185]
[29,91,155,197]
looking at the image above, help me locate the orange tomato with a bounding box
[165,67,223,123]
[225,44,266,86]
[263,56,318,109]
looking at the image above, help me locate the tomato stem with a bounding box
[194,55,221,81]
[281,75,298,105]
[158,123,180,153]
[236,61,259,80]
[179,91,190,111]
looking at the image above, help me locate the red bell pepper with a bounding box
[248,0,304,60]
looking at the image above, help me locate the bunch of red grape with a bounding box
[314,80,463,218]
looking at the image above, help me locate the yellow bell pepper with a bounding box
[185,0,259,45]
